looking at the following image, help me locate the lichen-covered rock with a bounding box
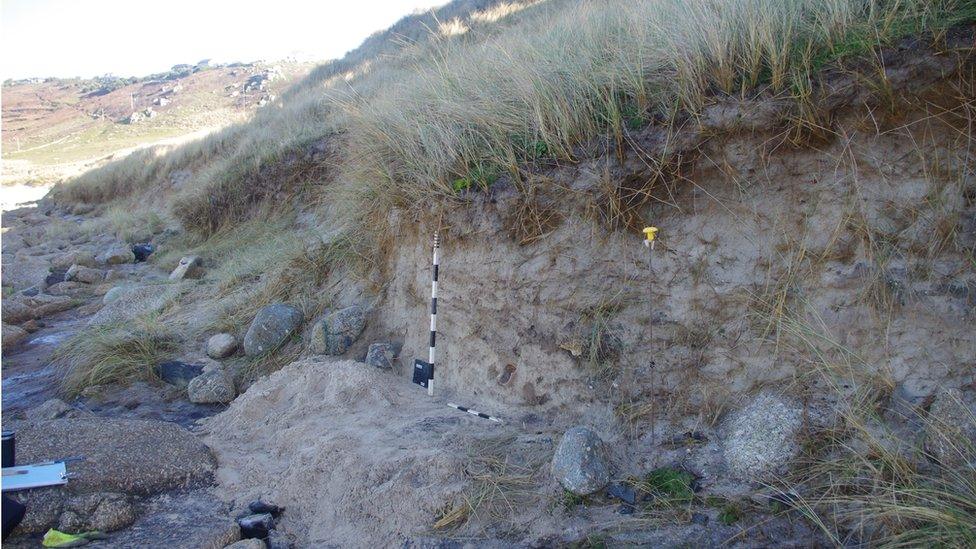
[244,303,303,356]
[207,333,238,359]
[169,255,204,280]
[58,492,136,533]
[26,398,90,421]
[723,393,803,479]
[2,298,33,324]
[2,322,29,349]
[926,388,976,468]
[5,293,78,322]
[8,417,215,534]
[102,285,128,304]
[309,305,366,355]
[51,250,96,270]
[99,243,135,265]
[65,264,105,284]
[365,342,396,369]
[551,426,610,495]
[88,284,181,326]
[188,368,236,404]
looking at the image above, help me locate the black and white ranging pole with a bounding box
[447,402,503,423]
[412,231,503,424]
[428,231,440,397]
[414,231,440,395]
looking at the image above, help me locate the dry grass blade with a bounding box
[53,317,181,396]
[434,434,549,536]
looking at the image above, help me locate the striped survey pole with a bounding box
[428,231,439,396]
[448,403,504,424]
[413,231,439,395]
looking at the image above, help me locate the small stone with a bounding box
[551,426,610,496]
[309,305,366,355]
[2,322,29,349]
[187,368,236,404]
[21,286,41,297]
[45,269,68,286]
[207,333,238,359]
[169,255,204,280]
[99,243,135,265]
[21,319,42,333]
[265,530,290,549]
[365,342,395,369]
[238,513,274,539]
[248,500,283,517]
[243,304,303,356]
[156,361,204,388]
[131,243,155,262]
[606,481,636,505]
[723,393,803,479]
[66,264,105,284]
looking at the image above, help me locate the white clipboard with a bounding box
[1,461,69,492]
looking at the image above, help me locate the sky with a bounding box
[1,0,446,79]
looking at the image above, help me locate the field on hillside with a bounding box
[1,61,313,186]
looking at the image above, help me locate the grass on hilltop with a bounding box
[54,0,974,244]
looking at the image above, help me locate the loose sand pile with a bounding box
[203,358,509,546]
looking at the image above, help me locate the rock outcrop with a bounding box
[8,417,215,534]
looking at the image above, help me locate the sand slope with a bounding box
[203,358,503,547]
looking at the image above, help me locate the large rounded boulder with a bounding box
[243,303,303,356]
[722,393,803,480]
[551,426,610,496]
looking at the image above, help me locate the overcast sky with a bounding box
[2,0,446,79]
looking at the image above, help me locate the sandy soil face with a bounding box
[203,359,499,546]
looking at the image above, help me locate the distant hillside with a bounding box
[1,60,313,186]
